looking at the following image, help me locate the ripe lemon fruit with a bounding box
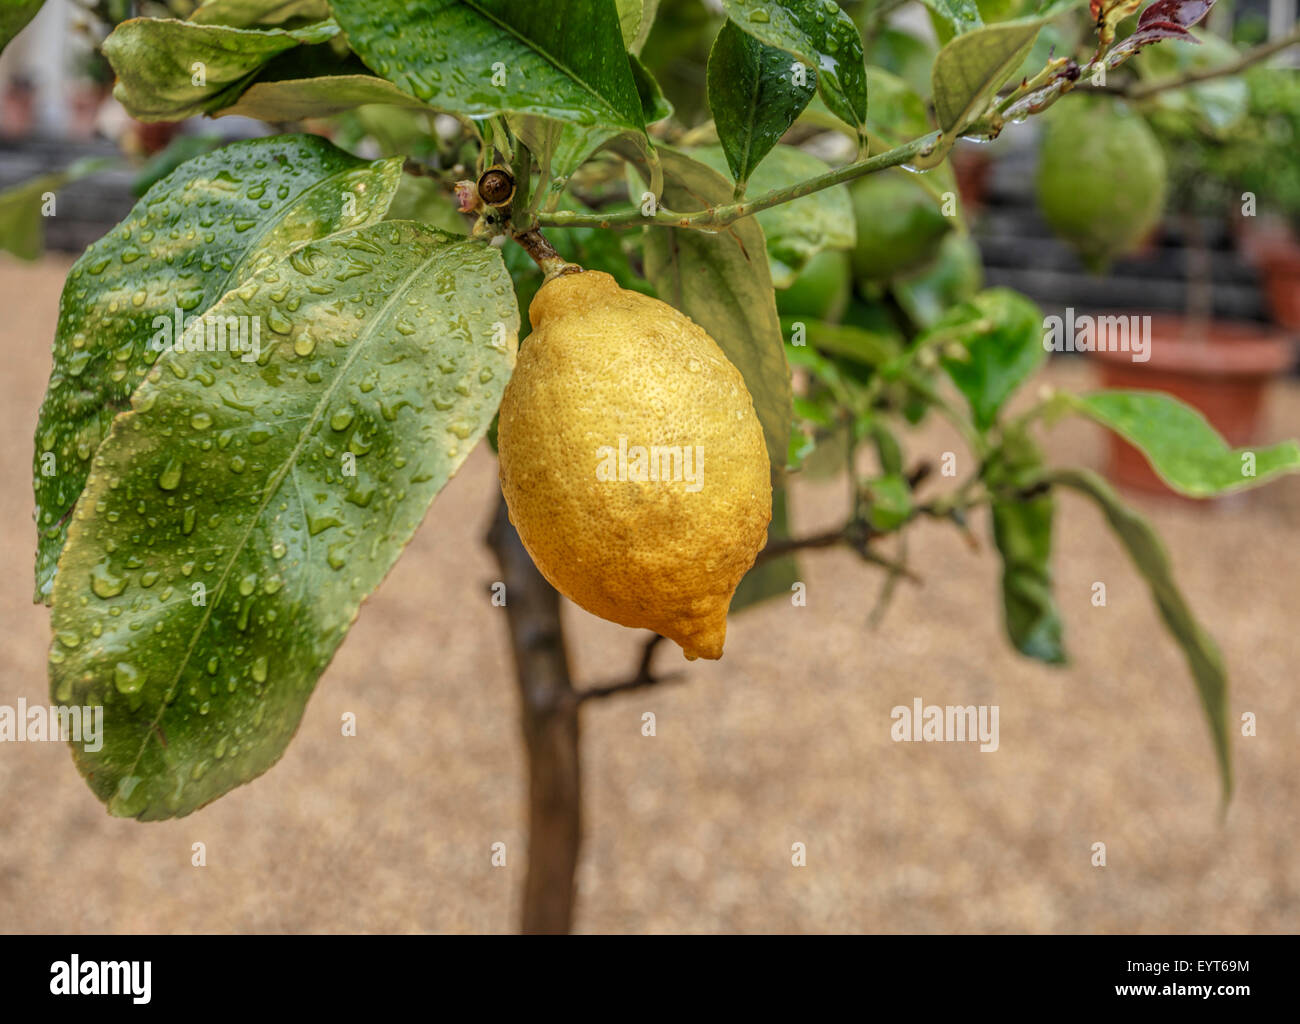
[497,270,772,660]
[1035,97,1167,273]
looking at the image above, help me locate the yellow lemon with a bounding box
[497,270,771,660]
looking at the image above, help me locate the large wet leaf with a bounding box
[692,145,853,286]
[1049,467,1231,799]
[719,0,867,134]
[330,0,645,135]
[707,20,817,188]
[103,16,339,121]
[1063,391,1300,497]
[639,147,792,469]
[33,135,402,603]
[49,222,519,821]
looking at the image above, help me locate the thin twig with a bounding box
[1086,25,1300,100]
[574,633,682,704]
[754,526,850,565]
[535,131,942,233]
[1129,27,1300,99]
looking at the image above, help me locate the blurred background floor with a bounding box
[1,255,1298,934]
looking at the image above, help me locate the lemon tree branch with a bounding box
[534,130,942,232]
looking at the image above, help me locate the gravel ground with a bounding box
[1,255,1297,934]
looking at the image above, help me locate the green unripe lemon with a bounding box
[850,169,952,282]
[775,249,852,323]
[1035,96,1167,273]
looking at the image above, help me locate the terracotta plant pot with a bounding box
[1257,241,1300,331]
[130,119,183,157]
[952,145,992,215]
[1089,315,1295,499]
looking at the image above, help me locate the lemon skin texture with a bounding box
[497,271,772,660]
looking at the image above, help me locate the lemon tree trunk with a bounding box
[487,497,581,935]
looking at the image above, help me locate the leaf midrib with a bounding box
[453,1,643,132]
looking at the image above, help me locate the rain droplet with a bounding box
[90,563,127,598]
[114,662,143,694]
[157,456,183,491]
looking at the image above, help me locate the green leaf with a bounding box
[691,145,853,283]
[1063,390,1300,497]
[935,287,1043,430]
[189,0,332,27]
[1,0,43,54]
[782,317,902,369]
[865,473,913,532]
[707,20,816,187]
[870,418,904,475]
[863,66,933,144]
[991,492,1066,663]
[630,0,660,54]
[639,147,792,469]
[33,135,402,603]
[1049,467,1231,799]
[988,428,1066,663]
[730,477,798,612]
[630,52,674,123]
[217,72,434,120]
[103,16,340,121]
[0,158,109,261]
[48,222,519,820]
[509,116,617,205]
[197,41,430,120]
[719,0,868,134]
[616,0,662,51]
[331,0,646,135]
[919,0,983,36]
[931,18,1042,135]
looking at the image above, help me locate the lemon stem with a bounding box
[513,228,583,281]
